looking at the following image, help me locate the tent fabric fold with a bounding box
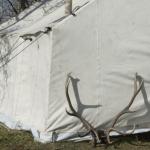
[0,0,150,143]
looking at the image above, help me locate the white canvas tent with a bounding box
[0,0,150,143]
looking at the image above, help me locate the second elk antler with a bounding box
[105,73,144,144]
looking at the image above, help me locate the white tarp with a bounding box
[0,0,150,142]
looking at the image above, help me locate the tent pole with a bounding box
[65,0,73,15]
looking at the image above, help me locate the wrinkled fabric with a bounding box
[0,0,150,143]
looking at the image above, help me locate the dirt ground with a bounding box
[0,126,150,150]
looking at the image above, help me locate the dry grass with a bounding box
[0,126,150,150]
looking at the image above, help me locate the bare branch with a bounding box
[6,0,18,15]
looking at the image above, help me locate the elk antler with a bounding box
[65,73,100,146]
[105,73,144,144]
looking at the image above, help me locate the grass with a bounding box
[0,126,150,150]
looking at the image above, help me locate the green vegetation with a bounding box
[0,126,150,150]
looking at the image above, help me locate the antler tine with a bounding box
[105,73,144,144]
[108,124,136,136]
[134,73,138,93]
[106,124,136,144]
[65,73,101,146]
[65,73,77,115]
[111,74,143,128]
[123,73,143,114]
